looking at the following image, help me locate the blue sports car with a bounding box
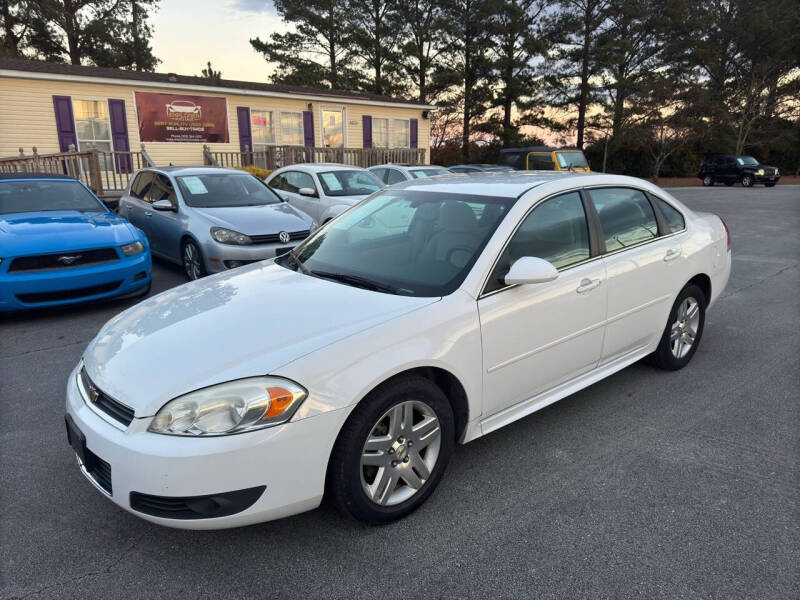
[0,173,151,312]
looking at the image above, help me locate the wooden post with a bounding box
[140,143,155,167]
[88,149,104,196]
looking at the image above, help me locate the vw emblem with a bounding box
[278,231,290,244]
[58,254,82,265]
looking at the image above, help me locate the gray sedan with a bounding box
[119,167,314,280]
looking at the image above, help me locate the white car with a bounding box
[369,163,452,185]
[65,172,731,529]
[265,164,384,224]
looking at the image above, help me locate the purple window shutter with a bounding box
[236,107,252,165]
[107,99,131,173]
[52,96,77,152]
[362,115,372,148]
[303,111,315,147]
[410,118,418,149]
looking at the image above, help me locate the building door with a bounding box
[321,108,344,148]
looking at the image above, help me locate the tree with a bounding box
[27,0,159,69]
[201,60,221,84]
[344,0,405,96]
[441,0,499,162]
[488,0,548,146]
[0,0,36,57]
[396,0,452,104]
[250,0,360,90]
[541,0,609,148]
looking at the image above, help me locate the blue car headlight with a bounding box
[121,241,145,256]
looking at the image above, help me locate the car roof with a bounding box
[278,163,368,173]
[386,171,595,198]
[0,172,77,181]
[146,166,248,176]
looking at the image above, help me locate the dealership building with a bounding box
[0,57,434,167]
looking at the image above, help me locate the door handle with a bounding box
[576,278,601,294]
[144,211,152,217]
[663,248,681,262]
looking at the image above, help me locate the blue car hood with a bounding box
[0,211,137,257]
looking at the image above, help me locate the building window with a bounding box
[322,108,344,147]
[251,110,276,150]
[73,99,113,170]
[373,117,389,148]
[281,112,304,146]
[391,119,409,148]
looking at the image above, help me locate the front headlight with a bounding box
[121,241,145,256]
[755,169,765,176]
[775,168,779,176]
[211,227,252,245]
[148,377,307,436]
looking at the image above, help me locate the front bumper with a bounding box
[200,240,298,274]
[753,173,780,184]
[64,364,349,529]
[0,252,151,312]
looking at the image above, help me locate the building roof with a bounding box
[0,57,434,109]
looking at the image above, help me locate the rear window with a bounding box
[0,180,104,215]
[653,197,685,233]
[409,168,450,178]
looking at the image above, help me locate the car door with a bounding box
[280,170,320,221]
[143,173,181,259]
[587,186,687,364]
[120,171,153,231]
[478,191,607,417]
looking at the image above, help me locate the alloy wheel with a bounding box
[360,400,441,506]
[702,175,712,186]
[670,296,700,359]
[183,242,202,280]
[742,175,753,187]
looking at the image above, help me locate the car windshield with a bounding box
[555,152,589,169]
[176,173,281,208]
[278,190,513,297]
[317,170,383,197]
[736,156,759,166]
[0,180,104,215]
[409,168,451,178]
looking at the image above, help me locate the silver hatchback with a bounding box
[119,167,314,280]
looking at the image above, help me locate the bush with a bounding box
[236,165,272,179]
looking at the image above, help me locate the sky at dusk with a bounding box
[150,0,280,81]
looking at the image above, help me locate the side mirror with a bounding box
[504,256,559,285]
[152,199,175,211]
[299,187,317,198]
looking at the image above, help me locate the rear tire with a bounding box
[702,175,713,186]
[327,375,455,524]
[648,284,706,371]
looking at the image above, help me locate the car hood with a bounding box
[191,203,312,235]
[0,211,137,257]
[82,262,438,416]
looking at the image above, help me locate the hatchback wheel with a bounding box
[741,175,753,187]
[328,375,454,524]
[182,239,206,281]
[648,283,706,370]
[702,175,713,186]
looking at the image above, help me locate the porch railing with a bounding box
[0,145,155,198]
[204,144,427,170]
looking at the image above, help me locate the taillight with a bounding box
[720,217,730,251]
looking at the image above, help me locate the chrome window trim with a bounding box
[477,185,688,300]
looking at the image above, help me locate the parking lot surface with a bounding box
[1,186,798,599]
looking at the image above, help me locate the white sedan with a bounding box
[264,163,384,224]
[369,163,451,185]
[65,172,731,529]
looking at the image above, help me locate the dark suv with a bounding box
[698,155,780,187]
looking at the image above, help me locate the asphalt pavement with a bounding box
[1,185,798,599]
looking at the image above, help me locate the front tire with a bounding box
[649,284,706,371]
[702,175,714,186]
[182,239,206,281]
[327,375,455,524]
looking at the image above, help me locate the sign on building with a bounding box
[135,92,229,143]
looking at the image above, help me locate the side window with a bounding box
[284,171,315,193]
[590,187,658,252]
[385,169,405,184]
[145,174,176,206]
[485,191,590,293]
[269,174,286,191]
[653,196,685,233]
[370,168,386,181]
[129,172,153,199]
